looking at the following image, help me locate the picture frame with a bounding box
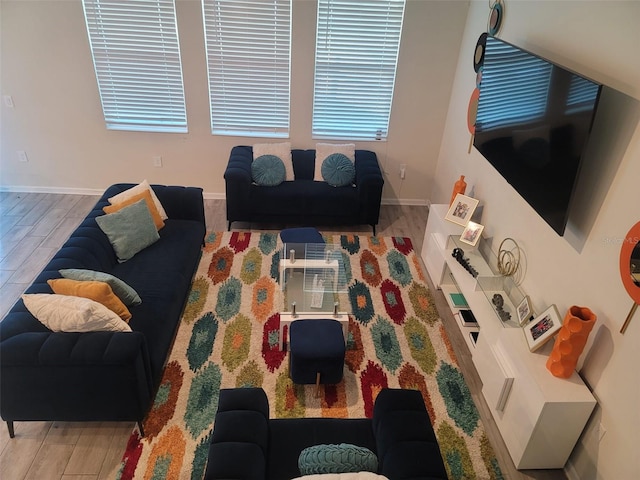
[524,304,562,352]
[516,295,534,326]
[445,194,480,226]
[459,221,484,246]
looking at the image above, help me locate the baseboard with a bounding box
[381,197,429,206]
[0,185,104,195]
[202,192,226,200]
[0,186,428,207]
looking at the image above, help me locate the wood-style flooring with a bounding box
[0,191,566,480]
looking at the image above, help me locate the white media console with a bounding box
[421,204,596,469]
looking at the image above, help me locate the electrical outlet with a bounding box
[17,150,28,162]
[399,164,406,179]
[152,155,162,167]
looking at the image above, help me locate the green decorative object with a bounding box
[298,443,378,475]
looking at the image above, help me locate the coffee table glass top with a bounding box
[280,243,349,315]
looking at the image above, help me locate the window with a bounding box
[312,0,406,141]
[202,0,291,137]
[82,0,187,133]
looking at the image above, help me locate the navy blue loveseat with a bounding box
[225,146,384,234]
[0,184,205,437]
[204,388,448,480]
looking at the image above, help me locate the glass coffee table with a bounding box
[278,242,349,350]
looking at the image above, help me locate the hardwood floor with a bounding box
[0,191,566,480]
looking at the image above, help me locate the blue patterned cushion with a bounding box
[298,443,378,475]
[252,154,286,186]
[321,153,355,187]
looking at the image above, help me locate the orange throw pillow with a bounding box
[47,278,132,322]
[103,190,164,230]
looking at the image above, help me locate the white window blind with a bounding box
[202,0,291,137]
[475,39,552,131]
[82,0,187,133]
[312,0,405,141]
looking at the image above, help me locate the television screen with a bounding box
[473,36,602,235]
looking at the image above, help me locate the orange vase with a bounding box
[449,175,467,206]
[546,306,597,379]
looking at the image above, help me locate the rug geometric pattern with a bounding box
[116,232,503,480]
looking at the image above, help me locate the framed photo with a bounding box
[516,296,533,326]
[524,304,561,352]
[445,194,480,226]
[459,221,484,246]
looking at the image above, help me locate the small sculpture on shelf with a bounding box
[452,247,478,278]
[492,293,512,322]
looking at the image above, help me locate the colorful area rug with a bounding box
[117,232,503,480]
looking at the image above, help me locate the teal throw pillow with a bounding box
[59,269,142,306]
[95,199,160,263]
[298,443,378,475]
[252,154,286,186]
[321,153,355,187]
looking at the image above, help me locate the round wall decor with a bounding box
[473,33,488,72]
[488,0,505,36]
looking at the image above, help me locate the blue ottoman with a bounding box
[289,319,345,396]
[280,227,325,245]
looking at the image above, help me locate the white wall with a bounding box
[433,1,640,479]
[0,0,467,205]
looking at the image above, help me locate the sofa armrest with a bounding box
[372,389,447,479]
[204,388,269,480]
[354,151,384,228]
[0,330,153,425]
[224,146,254,226]
[152,185,205,226]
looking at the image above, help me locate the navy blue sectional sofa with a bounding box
[0,184,205,437]
[204,388,448,480]
[224,146,384,234]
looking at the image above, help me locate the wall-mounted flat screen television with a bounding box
[473,36,602,236]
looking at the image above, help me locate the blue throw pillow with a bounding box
[59,269,142,306]
[321,153,355,187]
[95,199,160,262]
[298,443,378,475]
[252,154,286,186]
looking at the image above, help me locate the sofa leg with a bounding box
[227,221,232,231]
[137,421,145,437]
[315,372,321,398]
[371,224,377,236]
[7,421,14,438]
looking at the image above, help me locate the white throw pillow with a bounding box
[314,143,355,181]
[108,180,168,220]
[253,142,293,181]
[22,294,132,332]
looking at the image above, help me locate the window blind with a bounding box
[312,0,405,141]
[82,0,187,133]
[202,0,291,137]
[475,41,552,130]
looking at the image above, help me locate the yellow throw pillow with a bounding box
[47,278,132,322]
[103,189,164,230]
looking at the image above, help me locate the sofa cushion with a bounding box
[253,142,293,181]
[108,179,168,220]
[96,200,160,262]
[252,154,286,186]
[298,444,378,475]
[22,294,132,332]
[103,189,165,230]
[47,278,131,322]
[59,269,142,306]
[322,153,356,187]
